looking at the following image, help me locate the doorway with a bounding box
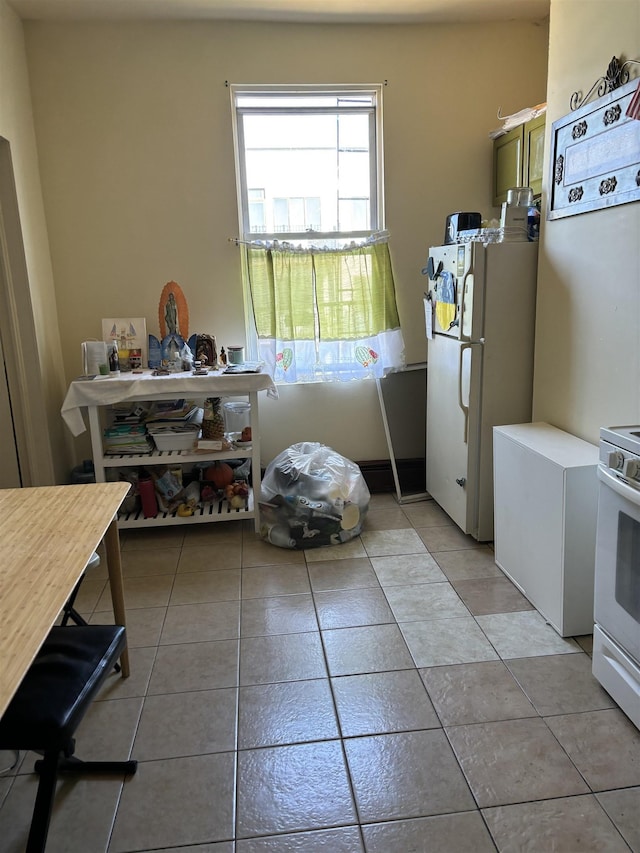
[0,135,52,488]
[0,331,21,487]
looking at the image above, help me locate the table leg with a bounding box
[103,516,130,677]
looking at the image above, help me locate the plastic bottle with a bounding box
[138,473,158,518]
[263,523,295,549]
[108,341,120,375]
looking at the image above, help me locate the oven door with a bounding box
[595,464,640,662]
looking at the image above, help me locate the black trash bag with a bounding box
[259,442,370,549]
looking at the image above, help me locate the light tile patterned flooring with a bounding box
[1,493,640,851]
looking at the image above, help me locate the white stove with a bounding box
[593,426,640,729]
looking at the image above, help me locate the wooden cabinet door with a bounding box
[523,114,545,198]
[492,125,524,206]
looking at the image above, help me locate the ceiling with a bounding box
[7,0,550,24]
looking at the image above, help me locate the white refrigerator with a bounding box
[424,241,538,541]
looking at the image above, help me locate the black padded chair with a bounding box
[61,552,121,674]
[0,625,137,852]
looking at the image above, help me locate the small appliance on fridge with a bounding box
[423,241,538,541]
[593,426,640,730]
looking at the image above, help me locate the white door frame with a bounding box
[0,137,53,487]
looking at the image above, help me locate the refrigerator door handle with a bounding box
[458,274,468,342]
[458,342,473,444]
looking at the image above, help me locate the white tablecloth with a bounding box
[62,370,277,436]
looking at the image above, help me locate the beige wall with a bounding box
[533,0,640,442]
[3,0,636,482]
[23,17,548,467]
[0,0,66,485]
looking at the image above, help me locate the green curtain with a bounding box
[246,241,400,342]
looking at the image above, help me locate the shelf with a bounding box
[66,372,271,534]
[118,491,256,529]
[102,445,251,467]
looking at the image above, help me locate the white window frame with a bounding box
[230,83,385,245]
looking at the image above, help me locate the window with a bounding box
[232,86,382,243]
[231,84,404,383]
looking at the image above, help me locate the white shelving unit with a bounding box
[63,371,276,532]
[493,422,599,637]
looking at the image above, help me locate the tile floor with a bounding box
[1,493,640,851]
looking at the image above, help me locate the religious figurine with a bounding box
[195,334,217,369]
[165,292,179,336]
[158,282,188,367]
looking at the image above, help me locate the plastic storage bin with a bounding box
[224,401,251,434]
[147,424,200,451]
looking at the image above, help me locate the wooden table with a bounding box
[0,482,131,718]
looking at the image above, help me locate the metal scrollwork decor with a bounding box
[570,56,639,111]
[548,68,640,221]
[599,176,618,195]
[571,120,588,139]
[603,104,622,126]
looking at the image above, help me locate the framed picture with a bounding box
[548,76,640,220]
[102,318,148,368]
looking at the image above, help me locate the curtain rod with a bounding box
[229,231,390,248]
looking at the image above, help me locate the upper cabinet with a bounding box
[492,114,546,206]
[523,114,545,199]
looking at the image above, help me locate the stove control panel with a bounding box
[607,450,624,471]
[600,437,640,488]
[624,458,640,481]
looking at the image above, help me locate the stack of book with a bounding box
[104,403,153,454]
[103,423,153,455]
[145,399,201,426]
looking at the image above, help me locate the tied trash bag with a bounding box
[259,442,370,549]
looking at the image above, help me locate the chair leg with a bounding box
[28,753,137,851]
[33,755,138,777]
[34,754,137,777]
[54,755,137,776]
[61,574,86,627]
[26,749,59,853]
[61,607,88,627]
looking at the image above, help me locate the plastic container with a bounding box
[506,186,534,207]
[227,346,245,365]
[147,424,200,451]
[224,401,251,434]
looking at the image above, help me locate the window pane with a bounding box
[337,113,370,150]
[273,197,289,232]
[338,150,371,200]
[240,109,373,236]
[305,197,321,231]
[339,199,368,232]
[243,114,336,149]
[237,93,375,109]
[249,203,266,232]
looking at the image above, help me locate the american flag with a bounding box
[626,79,640,120]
